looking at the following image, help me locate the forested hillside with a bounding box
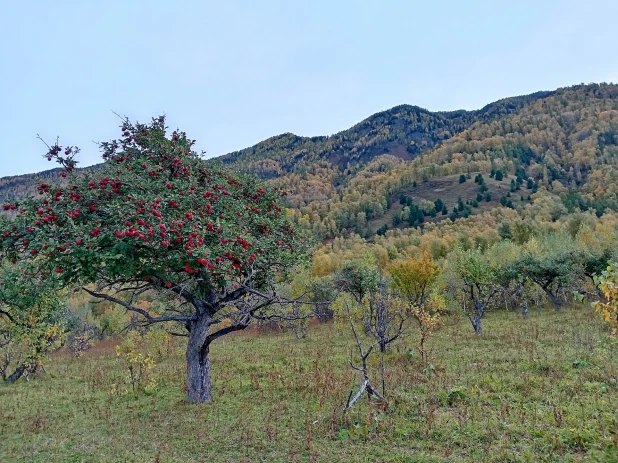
[279,83,618,239]
[219,90,552,177]
[0,168,69,203]
[2,83,617,242]
[0,89,552,204]
[0,166,94,205]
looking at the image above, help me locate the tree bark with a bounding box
[4,363,28,384]
[468,310,482,335]
[472,318,482,335]
[471,298,484,335]
[186,314,213,404]
[546,291,562,312]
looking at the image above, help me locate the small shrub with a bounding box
[115,330,159,394]
[439,386,469,406]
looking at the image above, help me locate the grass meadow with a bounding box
[1,305,618,462]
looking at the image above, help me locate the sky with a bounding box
[1,0,617,177]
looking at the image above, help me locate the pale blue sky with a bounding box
[1,0,617,176]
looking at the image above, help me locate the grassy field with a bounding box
[1,306,617,462]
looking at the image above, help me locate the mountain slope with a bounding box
[280,83,618,238]
[219,90,554,179]
[0,167,70,203]
[3,83,617,242]
[0,89,552,205]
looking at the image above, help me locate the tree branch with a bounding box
[206,320,251,344]
[0,309,15,323]
[82,288,196,324]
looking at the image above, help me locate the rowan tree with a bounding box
[0,116,309,403]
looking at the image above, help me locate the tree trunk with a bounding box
[468,311,482,335]
[315,303,333,323]
[546,291,562,311]
[186,314,213,404]
[473,318,482,335]
[380,350,386,397]
[419,334,426,363]
[4,363,28,384]
[522,299,529,320]
[469,299,483,335]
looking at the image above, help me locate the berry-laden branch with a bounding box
[37,134,80,175]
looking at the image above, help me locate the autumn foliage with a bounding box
[593,264,618,336]
[388,251,444,361]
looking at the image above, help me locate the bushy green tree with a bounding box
[376,224,388,236]
[453,246,500,334]
[509,235,584,311]
[0,263,66,383]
